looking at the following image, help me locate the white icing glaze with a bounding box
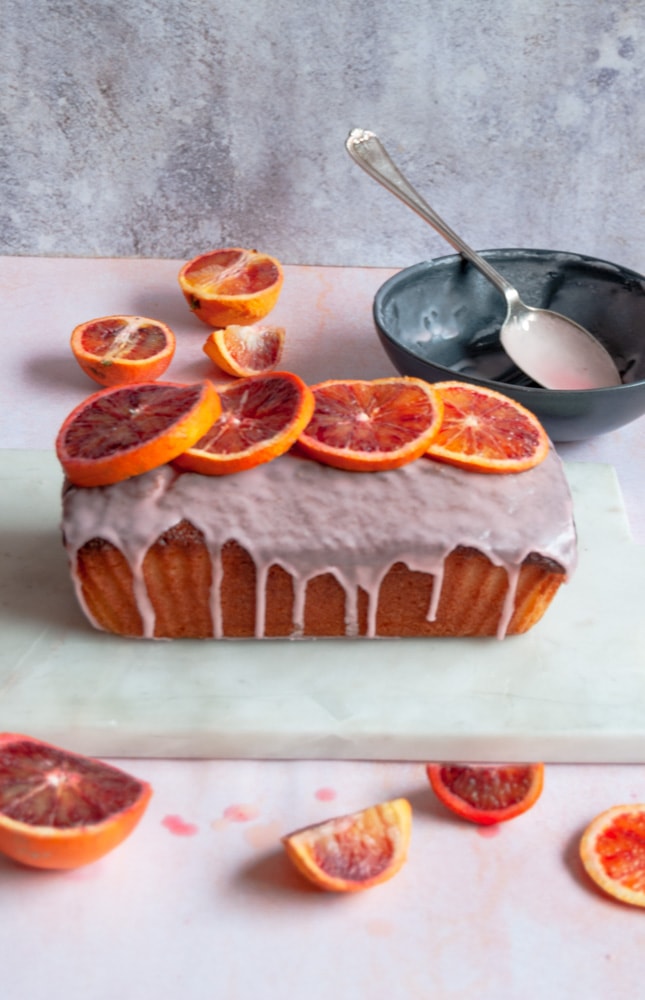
[61,449,577,640]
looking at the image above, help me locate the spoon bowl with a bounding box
[346,128,622,390]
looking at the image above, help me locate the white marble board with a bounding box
[1,449,643,762]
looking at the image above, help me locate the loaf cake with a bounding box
[61,447,577,640]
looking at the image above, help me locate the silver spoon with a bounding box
[346,128,621,390]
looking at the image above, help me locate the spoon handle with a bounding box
[345,128,515,299]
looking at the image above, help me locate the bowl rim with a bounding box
[373,248,645,396]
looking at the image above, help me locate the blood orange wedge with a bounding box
[426,381,549,473]
[203,323,285,377]
[282,798,412,892]
[56,380,221,487]
[174,371,314,475]
[70,315,176,387]
[0,733,152,869]
[580,804,645,907]
[426,762,544,825]
[178,247,284,328]
[296,377,444,472]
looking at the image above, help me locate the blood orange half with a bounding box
[580,804,645,907]
[56,380,221,487]
[297,377,444,472]
[71,315,176,387]
[0,733,152,869]
[426,381,549,473]
[282,798,412,892]
[173,371,314,475]
[426,762,544,825]
[178,247,284,328]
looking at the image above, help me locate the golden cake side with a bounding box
[62,449,577,640]
[73,535,567,639]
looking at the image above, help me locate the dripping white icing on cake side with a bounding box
[61,449,578,640]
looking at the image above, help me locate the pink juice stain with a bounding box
[222,803,260,823]
[244,820,284,851]
[476,824,501,838]
[315,787,337,802]
[162,814,199,837]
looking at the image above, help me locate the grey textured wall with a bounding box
[3,1,645,270]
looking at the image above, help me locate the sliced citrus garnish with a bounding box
[0,733,152,869]
[296,377,444,472]
[282,798,412,892]
[580,804,645,907]
[426,762,544,825]
[203,323,285,377]
[426,381,549,473]
[174,371,314,476]
[70,315,176,387]
[178,247,284,328]
[56,380,221,487]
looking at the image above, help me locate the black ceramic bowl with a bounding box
[373,248,645,441]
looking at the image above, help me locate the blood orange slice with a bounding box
[580,804,645,907]
[56,380,221,487]
[296,377,444,472]
[426,381,549,473]
[426,762,544,825]
[0,733,152,869]
[71,315,176,387]
[203,323,285,377]
[174,371,314,475]
[178,247,284,328]
[282,798,412,892]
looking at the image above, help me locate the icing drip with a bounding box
[255,562,269,639]
[61,449,577,640]
[210,545,223,639]
[427,559,444,624]
[499,563,520,639]
[292,575,306,637]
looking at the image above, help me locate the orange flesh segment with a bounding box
[71,315,176,387]
[0,740,143,826]
[308,381,433,450]
[79,317,169,361]
[596,815,645,890]
[426,763,544,824]
[311,814,394,880]
[185,250,279,296]
[62,383,208,459]
[198,377,304,453]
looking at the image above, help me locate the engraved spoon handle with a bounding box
[345,128,516,301]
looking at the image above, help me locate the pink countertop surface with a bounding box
[2,256,645,999]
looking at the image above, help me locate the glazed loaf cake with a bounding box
[61,448,577,640]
